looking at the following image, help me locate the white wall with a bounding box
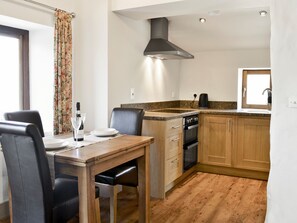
[30,28,55,134]
[73,0,181,130]
[179,49,270,101]
[72,0,109,130]
[266,0,297,222]
[108,11,181,115]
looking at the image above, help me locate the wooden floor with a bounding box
[0,172,267,223]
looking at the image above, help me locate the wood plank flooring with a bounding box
[0,172,267,223]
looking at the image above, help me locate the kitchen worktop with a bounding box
[144,108,271,120]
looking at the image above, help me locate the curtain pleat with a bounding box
[53,9,73,135]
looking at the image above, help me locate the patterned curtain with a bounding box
[53,9,73,135]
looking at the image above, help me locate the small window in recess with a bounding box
[242,69,271,109]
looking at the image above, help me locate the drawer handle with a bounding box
[171,125,180,129]
[171,159,178,164]
[171,159,179,168]
[171,138,179,142]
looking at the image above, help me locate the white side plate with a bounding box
[91,129,119,137]
[43,138,69,150]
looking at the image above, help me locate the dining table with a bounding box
[51,134,153,223]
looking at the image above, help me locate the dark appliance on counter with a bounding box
[198,93,209,108]
[183,115,199,171]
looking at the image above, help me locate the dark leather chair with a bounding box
[4,110,68,180]
[0,121,79,223]
[4,110,45,137]
[95,107,144,222]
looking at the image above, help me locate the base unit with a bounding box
[143,118,183,199]
[199,114,270,180]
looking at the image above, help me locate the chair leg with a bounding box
[95,197,101,223]
[109,186,118,223]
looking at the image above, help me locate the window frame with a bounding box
[0,25,30,110]
[242,69,271,109]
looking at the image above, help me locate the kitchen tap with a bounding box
[262,88,272,109]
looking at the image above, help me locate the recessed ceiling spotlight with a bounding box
[259,10,268,17]
[199,18,206,23]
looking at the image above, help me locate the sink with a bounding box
[239,109,271,114]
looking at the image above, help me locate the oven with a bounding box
[183,115,199,171]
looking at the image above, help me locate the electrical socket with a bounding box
[130,88,135,100]
[288,97,297,108]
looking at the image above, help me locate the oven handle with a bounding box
[184,142,198,150]
[185,124,199,130]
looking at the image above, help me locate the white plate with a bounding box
[91,128,119,137]
[43,138,69,150]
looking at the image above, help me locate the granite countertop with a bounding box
[144,108,271,121]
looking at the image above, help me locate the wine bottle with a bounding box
[74,102,84,141]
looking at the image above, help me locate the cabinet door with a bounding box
[201,115,232,167]
[236,117,270,172]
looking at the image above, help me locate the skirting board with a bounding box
[0,201,9,219]
[197,164,269,180]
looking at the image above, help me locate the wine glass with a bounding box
[71,116,82,147]
[80,113,86,126]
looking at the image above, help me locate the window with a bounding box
[0,25,29,118]
[241,69,271,109]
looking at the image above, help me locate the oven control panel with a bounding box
[184,115,198,127]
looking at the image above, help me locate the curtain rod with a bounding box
[24,0,76,18]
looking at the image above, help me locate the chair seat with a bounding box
[95,162,138,187]
[53,178,79,222]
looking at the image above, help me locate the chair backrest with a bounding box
[4,110,45,137]
[110,108,144,136]
[0,121,53,223]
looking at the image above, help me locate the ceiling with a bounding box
[113,0,271,52]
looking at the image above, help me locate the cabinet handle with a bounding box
[171,138,179,142]
[171,159,178,168]
[171,125,180,129]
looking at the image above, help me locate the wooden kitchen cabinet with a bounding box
[198,113,270,180]
[200,114,233,167]
[142,118,183,199]
[235,116,270,172]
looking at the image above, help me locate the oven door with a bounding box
[184,124,198,144]
[183,141,198,171]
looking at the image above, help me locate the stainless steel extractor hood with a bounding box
[144,17,194,60]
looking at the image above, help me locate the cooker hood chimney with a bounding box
[144,17,194,60]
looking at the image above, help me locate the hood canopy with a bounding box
[144,17,194,60]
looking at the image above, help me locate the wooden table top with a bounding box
[55,135,154,164]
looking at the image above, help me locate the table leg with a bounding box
[8,185,12,223]
[137,145,150,223]
[78,167,98,223]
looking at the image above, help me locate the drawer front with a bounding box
[166,118,182,136]
[165,154,182,185]
[165,133,182,159]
